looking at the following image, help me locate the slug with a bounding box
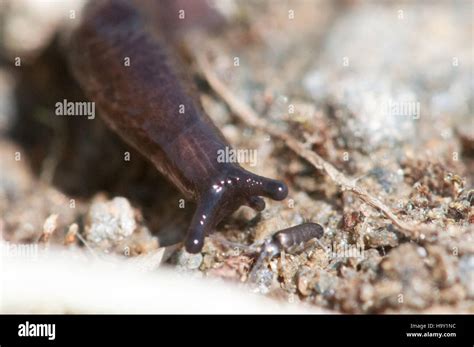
[249,222,324,282]
[68,0,288,253]
[263,222,324,256]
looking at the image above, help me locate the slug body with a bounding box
[69,0,288,253]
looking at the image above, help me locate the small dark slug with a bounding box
[248,222,324,283]
[264,222,325,256]
[68,0,288,253]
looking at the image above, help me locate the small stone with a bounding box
[85,197,137,249]
[64,223,78,245]
[417,247,427,258]
[251,267,274,294]
[39,214,58,243]
[365,228,399,248]
[177,250,203,270]
[314,270,338,297]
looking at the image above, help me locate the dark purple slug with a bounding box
[69,0,288,253]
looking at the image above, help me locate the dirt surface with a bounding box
[0,0,473,313]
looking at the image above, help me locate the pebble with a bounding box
[176,250,203,271]
[85,197,137,248]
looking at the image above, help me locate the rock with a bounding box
[176,250,203,271]
[85,197,137,250]
[358,249,382,275]
[364,227,399,248]
[251,267,274,295]
[38,214,58,243]
[313,269,338,297]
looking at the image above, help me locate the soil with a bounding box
[0,0,472,313]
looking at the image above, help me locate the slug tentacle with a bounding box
[247,196,266,212]
[184,190,223,253]
[185,167,288,253]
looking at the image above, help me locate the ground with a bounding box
[0,0,472,313]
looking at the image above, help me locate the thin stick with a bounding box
[196,53,436,242]
[75,232,100,259]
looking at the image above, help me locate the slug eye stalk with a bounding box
[185,169,288,254]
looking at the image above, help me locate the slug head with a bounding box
[184,166,288,253]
